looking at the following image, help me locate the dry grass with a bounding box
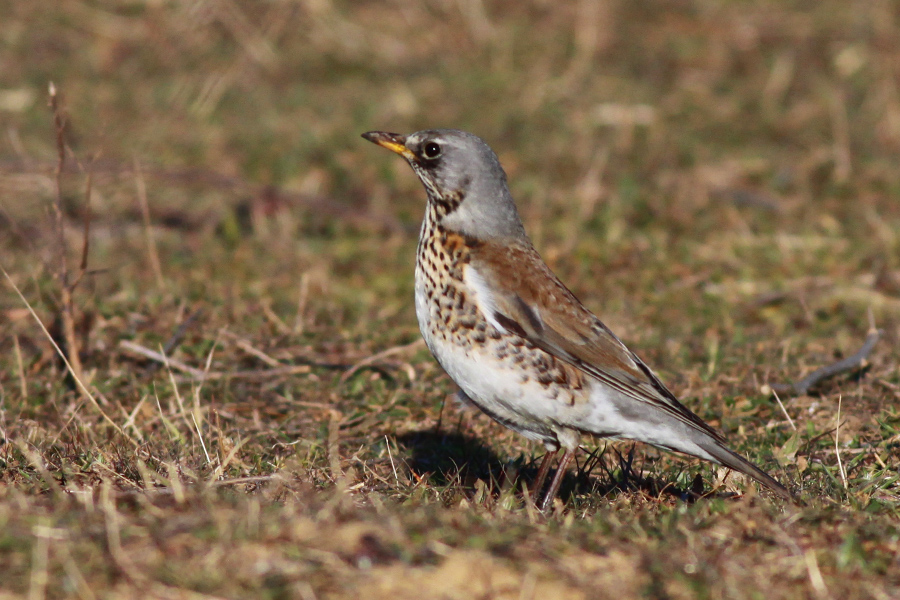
[1,0,900,598]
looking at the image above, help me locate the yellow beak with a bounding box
[361,131,415,160]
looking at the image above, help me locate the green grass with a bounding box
[1,0,900,598]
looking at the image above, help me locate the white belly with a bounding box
[415,270,584,446]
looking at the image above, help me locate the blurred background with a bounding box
[4,0,898,371]
[4,0,899,329]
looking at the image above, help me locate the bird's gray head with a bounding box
[362,129,527,241]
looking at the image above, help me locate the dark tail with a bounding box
[698,439,794,501]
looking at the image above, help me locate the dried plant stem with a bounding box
[28,521,53,600]
[100,481,144,582]
[119,339,312,381]
[385,435,399,487]
[3,267,138,447]
[49,82,86,385]
[13,334,28,400]
[835,395,847,489]
[133,157,165,289]
[772,390,797,431]
[340,338,425,382]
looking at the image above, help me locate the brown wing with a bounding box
[469,238,726,443]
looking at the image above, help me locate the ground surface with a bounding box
[1,1,899,598]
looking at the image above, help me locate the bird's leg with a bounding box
[539,448,575,511]
[531,449,558,502]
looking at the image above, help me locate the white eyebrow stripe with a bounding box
[463,265,507,334]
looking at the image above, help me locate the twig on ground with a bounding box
[119,340,312,381]
[798,427,839,456]
[160,308,204,355]
[144,308,204,375]
[222,329,284,367]
[764,328,882,396]
[873,378,900,399]
[340,339,425,383]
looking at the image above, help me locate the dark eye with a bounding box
[422,141,442,160]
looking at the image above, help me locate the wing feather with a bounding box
[467,239,725,442]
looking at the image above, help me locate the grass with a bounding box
[1,0,900,598]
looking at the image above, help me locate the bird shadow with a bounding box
[395,429,546,493]
[395,429,704,505]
